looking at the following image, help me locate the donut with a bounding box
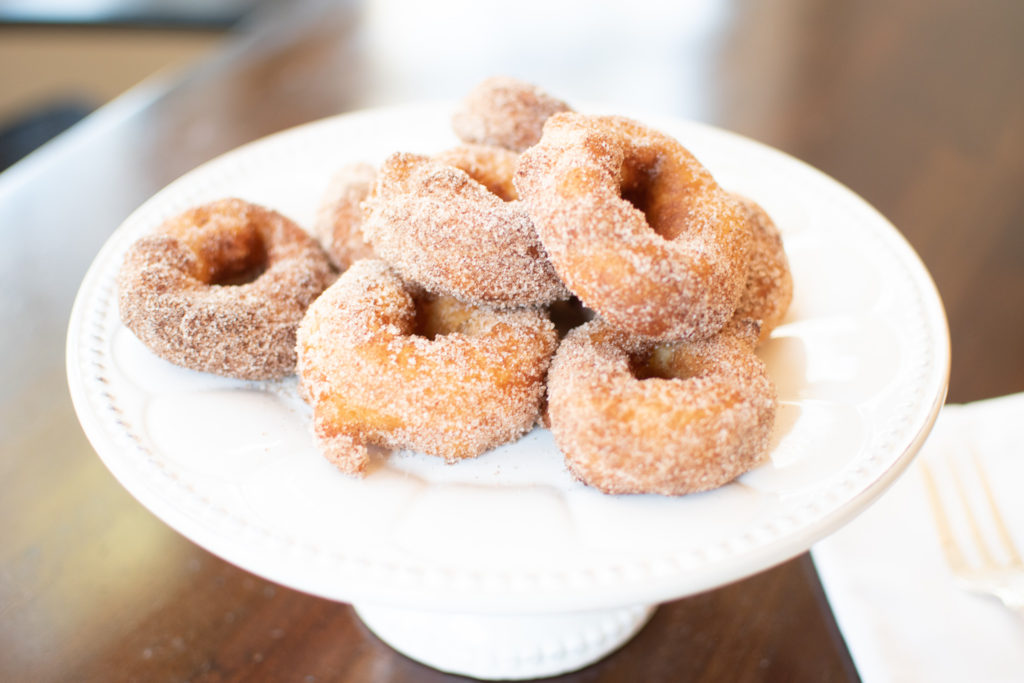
[434,144,520,201]
[117,198,334,380]
[515,112,752,341]
[546,319,775,496]
[296,259,558,474]
[727,194,793,343]
[312,162,377,270]
[451,76,573,152]
[361,148,569,308]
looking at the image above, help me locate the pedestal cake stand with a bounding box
[67,102,949,680]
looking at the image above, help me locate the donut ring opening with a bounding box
[434,144,520,201]
[547,320,775,496]
[516,113,752,341]
[296,260,558,475]
[117,198,335,380]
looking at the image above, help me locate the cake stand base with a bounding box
[353,602,656,680]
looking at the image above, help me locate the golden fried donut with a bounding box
[434,144,520,201]
[296,259,558,474]
[117,198,334,380]
[515,112,751,341]
[546,319,775,496]
[727,195,793,343]
[312,161,377,270]
[451,76,573,152]
[361,148,569,308]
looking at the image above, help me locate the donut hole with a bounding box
[166,201,273,286]
[629,345,693,381]
[487,183,517,202]
[413,295,476,340]
[435,146,520,202]
[209,239,269,286]
[620,155,689,241]
[621,170,657,223]
[464,168,518,202]
[179,221,269,286]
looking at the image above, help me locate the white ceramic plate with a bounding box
[67,102,949,615]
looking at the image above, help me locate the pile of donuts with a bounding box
[117,77,792,496]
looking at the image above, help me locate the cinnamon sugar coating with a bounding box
[547,319,776,496]
[114,84,797,497]
[434,144,521,201]
[451,76,573,152]
[312,162,377,270]
[361,149,568,308]
[117,198,334,380]
[515,112,752,342]
[295,260,558,475]
[726,194,793,343]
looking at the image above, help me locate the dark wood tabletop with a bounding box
[2,0,1022,681]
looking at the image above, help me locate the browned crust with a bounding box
[516,112,752,342]
[117,198,335,380]
[451,76,573,152]
[361,151,569,308]
[311,162,377,270]
[546,319,776,495]
[727,194,794,343]
[295,259,559,474]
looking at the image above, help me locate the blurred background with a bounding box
[2,0,738,167]
[0,0,246,169]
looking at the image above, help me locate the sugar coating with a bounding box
[515,112,752,342]
[117,198,335,380]
[295,259,558,475]
[451,76,573,152]
[546,319,776,495]
[434,144,521,201]
[726,194,794,343]
[361,150,569,308]
[312,161,378,270]
[114,79,796,498]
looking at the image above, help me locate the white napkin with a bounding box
[812,393,1024,683]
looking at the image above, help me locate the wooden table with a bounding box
[2,0,1021,680]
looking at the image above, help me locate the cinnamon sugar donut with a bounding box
[434,144,520,201]
[452,76,572,152]
[117,198,334,380]
[296,259,558,474]
[312,162,377,270]
[727,195,793,343]
[546,319,775,496]
[361,149,568,308]
[516,113,751,341]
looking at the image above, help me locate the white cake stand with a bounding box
[67,102,949,680]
